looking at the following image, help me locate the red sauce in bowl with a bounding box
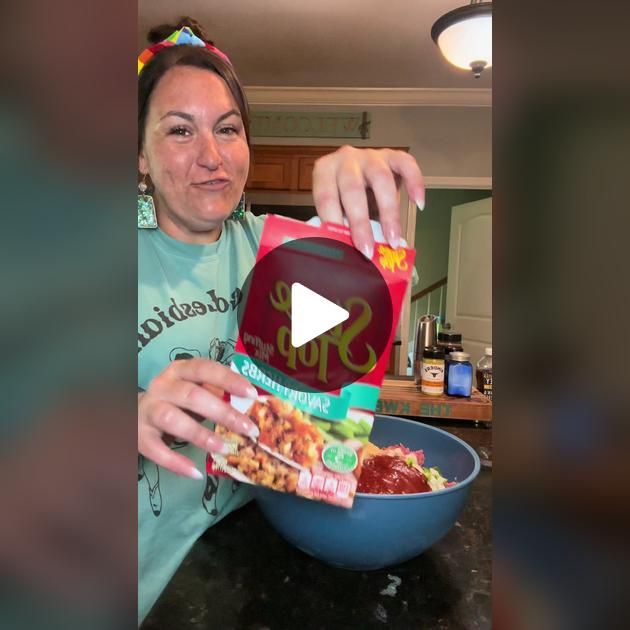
[357,455,432,494]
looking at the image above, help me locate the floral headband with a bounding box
[137,26,231,75]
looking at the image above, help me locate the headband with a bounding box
[138,26,231,75]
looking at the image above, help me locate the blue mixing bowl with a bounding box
[253,415,481,570]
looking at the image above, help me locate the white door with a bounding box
[445,197,492,369]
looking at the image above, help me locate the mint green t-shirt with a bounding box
[137,212,264,624]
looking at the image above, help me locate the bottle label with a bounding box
[421,358,444,395]
[481,372,493,400]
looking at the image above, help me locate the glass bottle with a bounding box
[421,346,445,396]
[476,347,493,401]
[437,330,464,360]
[446,351,473,397]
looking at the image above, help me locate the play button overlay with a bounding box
[236,234,394,393]
[291,283,349,348]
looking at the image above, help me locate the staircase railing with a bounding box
[407,276,448,372]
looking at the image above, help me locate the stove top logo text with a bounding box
[269,280,376,383]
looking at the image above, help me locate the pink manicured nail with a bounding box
[241,418,260,439]
[386,227,401,249]
[188,467,204,480]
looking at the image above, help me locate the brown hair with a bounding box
[138,16,250,153]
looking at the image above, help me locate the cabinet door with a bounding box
[246,156,293,190]
[247,145,408,193]
[297,157,318,191]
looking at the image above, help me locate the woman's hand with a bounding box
[312,146,425,258]
[138,358,259,479]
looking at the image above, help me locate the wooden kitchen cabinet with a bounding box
[297,157,317,190]
[246,155,293,190]
[246,145,409,193]
[246,145,333,192]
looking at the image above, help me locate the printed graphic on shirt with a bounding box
[138,440,191,517]
[139,339,240,517]
[169,347,202,361]
[203,337,238,513]
[209,337,236,366]
[202,458,241,515]
[138,457,162,517]
[138,289,242,353]
[201,469,221,516]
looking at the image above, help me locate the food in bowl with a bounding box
[357,443,454,494]
[253,416,481,570]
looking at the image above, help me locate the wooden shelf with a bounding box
[377,375,492,422]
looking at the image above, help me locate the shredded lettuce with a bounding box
[422,466,450,491]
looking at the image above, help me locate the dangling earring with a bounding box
[229,193,246,221]
[138,174,158,229]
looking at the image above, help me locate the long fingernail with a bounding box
[416,198,425,211]
[246,386,258,399]
[240,417,260,439]
[188,467,204,480]
[361,242,374,260]
[386,227,401,250]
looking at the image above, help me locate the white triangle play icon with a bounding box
[291,282,349,348]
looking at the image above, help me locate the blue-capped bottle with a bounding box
[446,351,473,397]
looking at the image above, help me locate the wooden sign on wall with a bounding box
[250,111,371,139]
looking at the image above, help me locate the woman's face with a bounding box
[139,65,249,237]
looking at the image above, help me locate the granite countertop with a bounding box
[143,421,492,630]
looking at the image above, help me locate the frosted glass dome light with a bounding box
[431,1,492,78]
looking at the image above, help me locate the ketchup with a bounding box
[357,455,432,494]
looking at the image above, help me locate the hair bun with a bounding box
[147,16,214,45]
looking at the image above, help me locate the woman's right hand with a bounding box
[138,358,259,479]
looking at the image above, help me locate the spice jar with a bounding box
[446,351,473,397]
[421,347,445,396]
[437,331,464,359]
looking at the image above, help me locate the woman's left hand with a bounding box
[311,146,425,258]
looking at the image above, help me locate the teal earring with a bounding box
[138,175,158,229]
[229,194,246,221]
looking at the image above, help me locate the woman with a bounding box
[137,18,425,623]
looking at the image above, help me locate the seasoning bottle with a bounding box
[476,347,493,401]
[446,352,473,397]
[437,330,464,359]
[421,346,445,396]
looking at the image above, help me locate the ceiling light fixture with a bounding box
[431,0,492,78]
